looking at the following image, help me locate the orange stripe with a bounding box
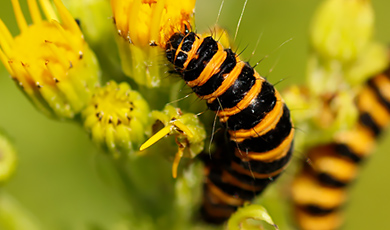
[234,128,294,161]
[221,169,264,190]
[358,87,390,128]
[206,179,245,206]
[295,206,343,230]
[230,161,286,179]
[229,92,284,142]
[291,172,346,209]
[202,61,246,100]
[307,145,358,183]
[202,194,235,218]
[372,73,390,103]
[215,71,264,123]
[187,43,226,88]
[334,124,375,158]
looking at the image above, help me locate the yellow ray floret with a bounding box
[0,0,100,119]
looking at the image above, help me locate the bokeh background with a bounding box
[0,0,390,229]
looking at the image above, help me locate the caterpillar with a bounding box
[291,67,390,230]
[165,30,294,223]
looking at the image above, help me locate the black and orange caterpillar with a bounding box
[165,30,294,223]
[291,68,390,230]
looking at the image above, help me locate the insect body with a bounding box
[291,69,390,230]
[166,31,294,222]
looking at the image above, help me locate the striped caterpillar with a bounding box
[166,30,294,223]
[291,68,390,230]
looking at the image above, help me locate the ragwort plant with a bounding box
[0,0,389,229]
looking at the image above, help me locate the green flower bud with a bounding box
[64,0,113,47]
[0,0,101,120]
[82,81,150,157]
[227,204,278,230]
[310,0,374,63]
[0,132,17,183]
[345,42,388,86]
[0,193,41,230]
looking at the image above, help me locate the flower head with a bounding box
[82,81,150,157]
[111,0,195,87]
[0,0,101,119]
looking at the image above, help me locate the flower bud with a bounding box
[310,0,374,63]
[0,131,17,183]
[227,204,277,230]
[82,81,150,157]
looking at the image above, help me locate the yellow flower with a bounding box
[82,81,150,157]
[0,0,101,119]
[0,131,17,183]
[111,0,195,87]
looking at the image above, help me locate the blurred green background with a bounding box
[1,0,390,229]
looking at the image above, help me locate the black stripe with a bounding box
[167,33,184,50]
[180,33,196,52]
[334,143,361,163]
[227,166,280,187]
[224,80,276,131]
[301,160,348,188]
[183,36,219,81]
[367,78,390,112]
[206,64,256,110]
[166,33,184,63]
[207,168,259,200]
[383,68,390,80]
[200,190,237,224]
[200,206,234,224]
[301,205,337,216]
[192,49,237,97]
[235,105,292,153]
[231,141,293,174]
[317,172,348,188]
[359,112,381,136]
[174,51,188,69]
